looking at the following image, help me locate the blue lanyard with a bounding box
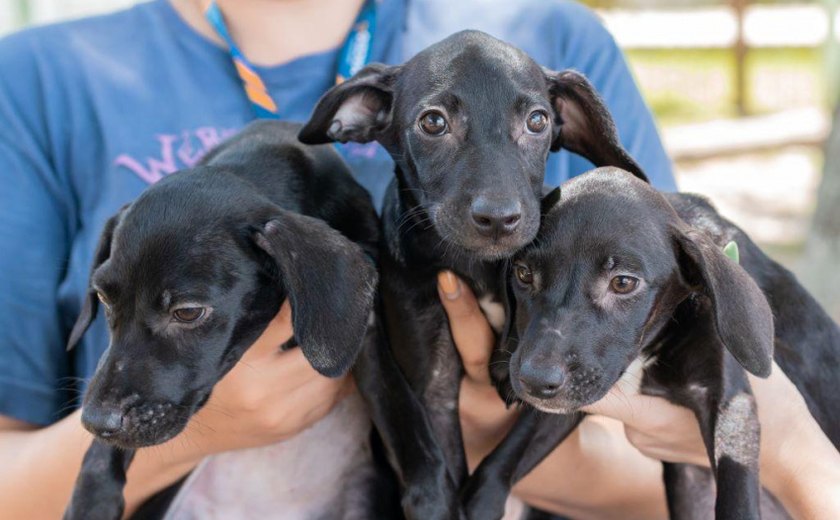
[205,0,378,119]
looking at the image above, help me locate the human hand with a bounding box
[120,301,353,514]
[584,362,840,519]
[176,301,354,458]
[439,271,667,519]
[581,373,708,467]
[437,267,686,473]
[437,271,519,471]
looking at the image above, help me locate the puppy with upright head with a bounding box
[300,30,647,518]
[470,167,840,519]
[63,121,380,520]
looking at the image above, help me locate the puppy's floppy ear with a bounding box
[67,207,128,351]
[299,63,401,145]
[674,228,774,377]
[254,211,378,377]
[543,68,648,183]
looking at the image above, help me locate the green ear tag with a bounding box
[723,241,740,264]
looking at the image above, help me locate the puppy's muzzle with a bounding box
[470,196,522,238]
[517,361,564,399]
[82,400,185,447]
[81,404,124,438]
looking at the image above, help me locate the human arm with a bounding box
[584,363,840,519]
[0,303,352,519]
[0,27,355,518]
[751,369,840,519]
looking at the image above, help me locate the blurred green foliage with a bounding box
[626,47,825,125]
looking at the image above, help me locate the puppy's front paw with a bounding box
[63,498,125,520]
[64,441,131,520]
[461,473,509,520]
[402,479,463,520]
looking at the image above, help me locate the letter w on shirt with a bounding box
[114,126,238,184]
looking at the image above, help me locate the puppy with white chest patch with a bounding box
[466,167,840,519]
[300,30,648,519]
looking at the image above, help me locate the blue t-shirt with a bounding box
[0,0,675,425]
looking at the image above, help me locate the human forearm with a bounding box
[460,384,668,519]
[755,371,840,520]
[512,416,667,520]
[581,364,840,519]
[0,411,92,519]
[767,455,840,520]
[0,411,200,519]
[0,306,348,519]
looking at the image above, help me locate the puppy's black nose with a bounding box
[470,197,522,237]
[81,405,124,437]
[518,364,564,399]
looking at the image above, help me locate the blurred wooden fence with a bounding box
[599,2,840,111]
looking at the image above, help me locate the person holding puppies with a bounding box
[0,0,836,518]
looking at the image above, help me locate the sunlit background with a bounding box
[2,0,838,319]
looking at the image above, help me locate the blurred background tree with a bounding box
[803,104,840,317]
[803,0,840,318]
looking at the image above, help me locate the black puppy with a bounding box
[63,121,380,519]
[299,30,646,518]
[474,167,840,519]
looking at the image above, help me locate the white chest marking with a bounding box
[614,356,650,396]
[478,296,506,333]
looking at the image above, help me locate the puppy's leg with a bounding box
[461,409,584,520]
[668,361,761,520]
[708,372,762,520]
[663,463,716,520]
[64,440,135,520]
[380,265,468,487]
[664,463,792,520]
[417,327,469,485]
[353,312,462,520]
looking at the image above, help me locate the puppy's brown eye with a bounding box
[173,307,205,323]
[610,276,639,294]
[419,111,448,136]
[526,111,548,134]
[515,263,534,285]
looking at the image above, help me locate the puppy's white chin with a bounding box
[527,401,574,415]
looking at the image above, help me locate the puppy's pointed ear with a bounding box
[674,228,774,377]
[254,212,378,377]
[67,207,128,351]
[543,68,648,183]
[299,63,401,145]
